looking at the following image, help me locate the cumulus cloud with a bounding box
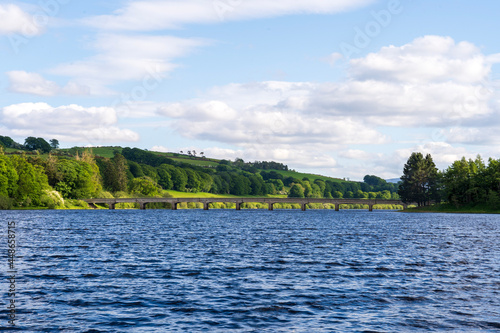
[309,36,500,127]
[157,81,387,147]
[0,4,42,35]
[395,142,474,167]
[1,103,139,143]
[7,71,90,96]
[349,36,490,83]
[83,0,375,31]
[441,127,500,145]
[152,36,500,175]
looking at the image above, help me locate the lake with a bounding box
[1,209,499,332]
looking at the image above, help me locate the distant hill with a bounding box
[2,142,400,200]
[386,178,401,184]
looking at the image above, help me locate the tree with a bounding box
[398,152,440,206]
[49,139,59,150]
[0,136,15,149]
[0,155,18,198]
[10,155,48,206]
[100,154,128,193]
[157,164,173,190]
[288,184,305,198]
[24,137,51,153]
[443,155,489,207]
[54,159,101,199]
[130,177,161,196]
[230,174,251,195]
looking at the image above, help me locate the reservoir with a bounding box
[1,209,499,332]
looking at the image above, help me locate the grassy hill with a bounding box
[60,146,350,184]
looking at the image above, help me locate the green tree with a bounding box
[130,176,161,196]
[398,152,440,206]
[0,155,18,197]
[230,174,251,195]
[249,174,266,196]
[157,164,173,190]
[303,181,313,198]
[332,191,343,198]
[24,137,52,153]
[55,159,101,199]
[0,136,15,148]
[10,155,48,205]
[185,169,201,192]
[49,139,59,149]
[167,165,188,191]
[288,184,305,198]
[128,161,144,178]
[443,155,489,207]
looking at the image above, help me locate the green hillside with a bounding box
[60,146,347,184]
[1,137,401,210]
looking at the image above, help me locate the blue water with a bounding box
[1,209,499,332]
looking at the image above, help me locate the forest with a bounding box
[0,136,399,209]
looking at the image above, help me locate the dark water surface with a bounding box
[1,209,499,332]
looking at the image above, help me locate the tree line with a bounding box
[398,152,500,209]
[0,135,59,153]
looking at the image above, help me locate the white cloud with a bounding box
[395,142,473,168]
[349,36,491,83]
[325,52,344,67]
[441,127,500,145]
[0,4,42,35]
[151,145,170,153]
[339,149,378,160]
[158,81,387,147]
[152,36,500,174]
[1,103,139,143]
[7,71,90,96]
[48,34,208,94]
[83,0,375,31]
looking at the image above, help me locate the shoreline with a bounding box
[401,203,500,215]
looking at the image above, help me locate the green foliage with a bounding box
[10,155,48,206]
[99,154,128,193]
[49,139,59,149]
[128,161,144,178]
[230,175,251,195]
[0,155,18,197]
[0,136,16,149]
[443,155,500,208]
[53,159,101,199]
[130,177,161,196]
[0,196,13,210]
[398,152,440,206]
[24,137,52,153]
[288,184,305,198]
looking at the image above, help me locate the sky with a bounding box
[1,0,500,180]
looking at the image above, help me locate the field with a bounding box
[272,170,345,183]
[164,190,287,199]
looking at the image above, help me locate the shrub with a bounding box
[0,196,13,210]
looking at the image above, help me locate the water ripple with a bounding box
[0,209,499,332]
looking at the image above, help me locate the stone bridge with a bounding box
[83,197,407,211]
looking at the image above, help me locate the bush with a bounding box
[40,190,65,209]
[0,196,13,210]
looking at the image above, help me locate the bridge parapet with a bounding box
[83,197,408,211]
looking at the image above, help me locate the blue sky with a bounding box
[2,0,500,180]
